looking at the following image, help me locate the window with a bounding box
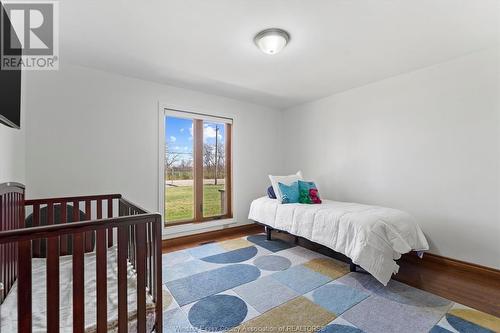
[163,110,232,225]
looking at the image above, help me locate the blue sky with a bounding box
[165,116,225,164]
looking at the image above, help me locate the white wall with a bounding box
[282,47,500,269]
[24,64,283,234]
[0,125,25,184]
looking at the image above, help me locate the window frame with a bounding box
[158,106,234,229]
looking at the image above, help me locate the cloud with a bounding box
[203,125,223,142]
[170,136,176,142]
[180,128,185,133]
[204,126,217,139]
[184,124,222,142]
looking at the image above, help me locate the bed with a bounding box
[0,183,163,333]
[249,196,429,285]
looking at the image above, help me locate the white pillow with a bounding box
[269,171,303,203]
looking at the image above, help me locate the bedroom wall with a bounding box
[24,64,284,236]
[0,124,25,184]
[282,47,500,269]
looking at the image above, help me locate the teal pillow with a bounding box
[278,181,299,204]
[298,180,322,204]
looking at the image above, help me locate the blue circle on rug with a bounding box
[188,294,248,331]
[254,255,291,271]
[318,324,364,333]
[201,246,258,264]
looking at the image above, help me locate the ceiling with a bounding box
[61,0,500,109]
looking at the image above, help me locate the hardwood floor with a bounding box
[397,252,500,317]
[162,224,263,253]
[162,225,500,317]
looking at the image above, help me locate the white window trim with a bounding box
[157,102,237,237]
[165,109,233,124]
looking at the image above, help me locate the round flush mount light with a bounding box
[254,28,290,55]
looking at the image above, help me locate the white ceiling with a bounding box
[61,0,500,109]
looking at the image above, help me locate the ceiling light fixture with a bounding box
[254,28,290,55]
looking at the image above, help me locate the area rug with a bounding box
[162,234,500,333]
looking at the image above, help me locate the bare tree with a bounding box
[216,142,225,180]
[203,141,225,184]
[178,159,191,169]
[165,144,180,184]
[203,143,215,180]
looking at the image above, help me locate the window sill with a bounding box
[162,218,236,239]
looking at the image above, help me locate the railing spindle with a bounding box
[96,227,107,333]
[117,226,128,332]
[132,224,136,267]
[97,199,102,220]
[107,198,113,247]
[147,222,152,291]
[46,202,60,333]
[32,203,41,257]
[154,216,163,333]
[60,201,68,255]
[13,194,18,280]
[85,200,93,252]
[18,239,32,332]
[73,232,85,333]
[73,200,80,222]
[136,223,147,333]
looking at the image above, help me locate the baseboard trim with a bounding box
[402,251,500,278]
[162,224,264,252]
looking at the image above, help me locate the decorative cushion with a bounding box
[267,186,277,199]
[298,180,322,204]
[269,171,303,203]
[278,181,300,204]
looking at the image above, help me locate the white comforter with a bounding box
[248,197,429,285]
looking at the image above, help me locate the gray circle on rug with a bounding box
[188,294,248,331]
[253,255,292,271]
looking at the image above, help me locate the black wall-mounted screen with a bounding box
[0,3,22,129]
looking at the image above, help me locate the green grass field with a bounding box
[165,184,225,222]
